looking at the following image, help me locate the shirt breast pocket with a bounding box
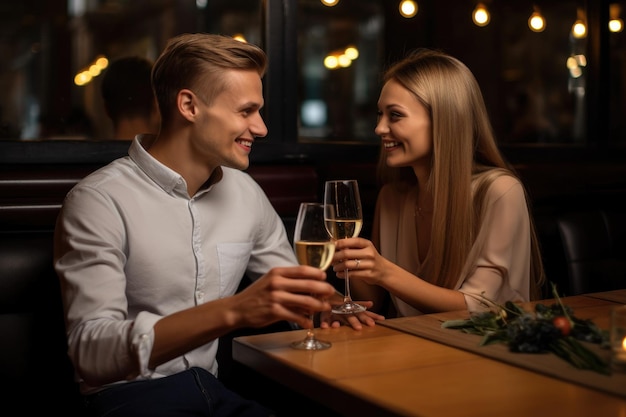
[217,242,254,297]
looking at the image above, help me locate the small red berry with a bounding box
[552,316,572,336]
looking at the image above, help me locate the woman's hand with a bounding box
[331,237,391,287]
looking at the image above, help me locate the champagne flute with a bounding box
[290,202,335,350]
[323,180,367,314]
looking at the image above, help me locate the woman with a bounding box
[331,49,545,318]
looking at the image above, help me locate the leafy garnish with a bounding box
[441,283,611,375]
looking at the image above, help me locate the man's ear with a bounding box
[177,89,197,122]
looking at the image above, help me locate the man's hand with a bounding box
[319,295,385,330]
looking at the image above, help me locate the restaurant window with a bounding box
[296,0,384,143]
[0,0,262,141]
[492,1,589,144]
[0,0,623,151]
[294,0,599,145]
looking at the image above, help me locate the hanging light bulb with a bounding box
[472,3,490,27]
[321,0,339,6]
[571,8,586,39]
[399,0,418,18]
[572,20,586,38]
[528,8,546,32]
[609,4,624,33]
[609,18,624,33]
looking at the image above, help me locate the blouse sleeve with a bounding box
[458,175,532,312]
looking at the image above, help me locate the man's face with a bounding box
[191,69,267,171]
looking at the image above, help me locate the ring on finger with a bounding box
[355,259,361,269]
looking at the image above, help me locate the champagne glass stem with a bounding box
[291,308,330,350]
[343,268,353,305]
[304,313,316,340]
[332,242,366,314]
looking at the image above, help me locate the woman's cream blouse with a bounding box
[373,174,531,316]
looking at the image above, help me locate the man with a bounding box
[54,33,338,416]
[101,56,160,139]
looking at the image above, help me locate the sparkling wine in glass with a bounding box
[323,180,366,314]
[290,203,335,350]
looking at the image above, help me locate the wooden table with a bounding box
[233,291,626,417]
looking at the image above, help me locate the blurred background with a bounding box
[0,0,623,149]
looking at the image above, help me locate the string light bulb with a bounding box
[609,4,624,33]
[571,8,586,39]
[528,8,546,32]
[321,0,339,6]
[399,0,418,18]
[609,18,624,32]
[572,20,586,38]
[472,3,490,27]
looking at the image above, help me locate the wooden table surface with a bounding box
[233,291,626,417]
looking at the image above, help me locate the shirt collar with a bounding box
[128,134,224,198]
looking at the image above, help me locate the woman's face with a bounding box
[375,79,432,170]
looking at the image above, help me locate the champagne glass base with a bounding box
[290,338,332,350]
[332,302,367,315]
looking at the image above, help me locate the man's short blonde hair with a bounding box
[152,33,267,124]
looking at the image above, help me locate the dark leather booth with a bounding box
[0,230,83,414]
[556,209,626,295]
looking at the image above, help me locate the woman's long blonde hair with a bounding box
[377,49,545,300]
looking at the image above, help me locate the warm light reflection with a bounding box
[569,67,582,78]
[344,46,359,60]
[472,3,490,27]
[88,64,101,77]
[324,46,359,70]
[566,54,586,79]
[74,72,91,86]
[399,0,418,18]
[566,56,578,69]
[95,56,109,69]
[233,33,247,43]
[321,0,339,6]
[572,20,586,38]
[337,54,351,68]
[324,55,339,69]
[74,55,109,86]
[528,11,546,32]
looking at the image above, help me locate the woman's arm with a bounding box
[333,238,467,314]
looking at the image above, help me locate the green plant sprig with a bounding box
[441,283,611,375]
